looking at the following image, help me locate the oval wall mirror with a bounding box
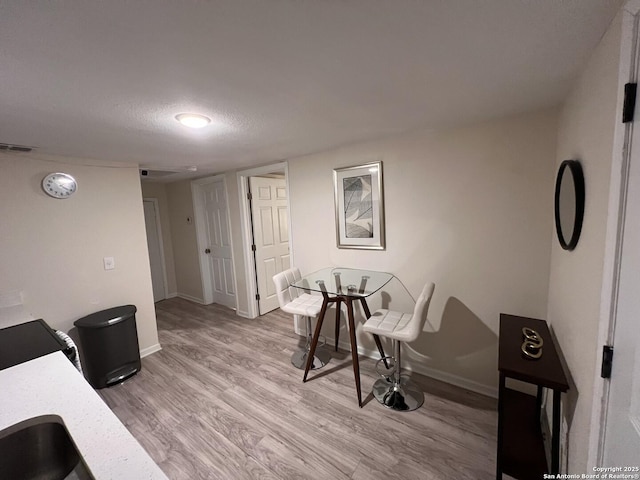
[554,160,585,251]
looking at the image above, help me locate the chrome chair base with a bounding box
[372,377,424,411]
[291,346,331,370]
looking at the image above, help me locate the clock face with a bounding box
[42,173,77,199]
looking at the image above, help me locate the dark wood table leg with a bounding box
[358,297,388,368]
[358,297,371,319]
[551,389,561,474]
[345,297,362,407]
[303,294,330,382]
[334,299,342,351]
[496,373,505,479]
[536,386,543,432]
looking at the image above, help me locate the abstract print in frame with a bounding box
[333,161,385,250]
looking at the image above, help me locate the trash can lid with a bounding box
[74,305,137,328]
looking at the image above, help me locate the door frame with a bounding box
[237,161,292,319]
[588,0,640,468]
[142,197,169,301]
[192,174,238,308]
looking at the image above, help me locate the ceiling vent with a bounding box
[140,169,180,179]
[0,143,35,152]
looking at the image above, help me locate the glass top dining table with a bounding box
[291,267,394,298]
[292,267,395,407]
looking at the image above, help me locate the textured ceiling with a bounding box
[0,0,623,177]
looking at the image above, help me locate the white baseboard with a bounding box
[176,293,205,304]
[140,343,162,358]
[236,309,253,319]
[166,292,178,299]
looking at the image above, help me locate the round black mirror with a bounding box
[554,160,585,251]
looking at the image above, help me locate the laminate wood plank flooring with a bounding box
[98,297,498,480]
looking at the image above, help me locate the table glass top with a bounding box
[292,267,394,297]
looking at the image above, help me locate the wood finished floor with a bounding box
[98,297,498,480]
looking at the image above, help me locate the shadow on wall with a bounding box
[407,296,498,388]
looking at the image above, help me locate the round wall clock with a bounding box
[42,172,78,199]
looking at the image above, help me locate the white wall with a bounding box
[547,11,623,473]
[288,108,558,394]
[0,153,160,353]
[141,182,178,297]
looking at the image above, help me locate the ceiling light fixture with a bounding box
[175,113,211,129]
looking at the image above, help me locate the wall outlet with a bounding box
[103,256,115,270]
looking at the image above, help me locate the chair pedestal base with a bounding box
[291,316,331,370]
[291,346,331,370]
[372,377,424,411]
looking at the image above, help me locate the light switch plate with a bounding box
[103,256,115,270]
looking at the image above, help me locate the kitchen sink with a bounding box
[0,415,94,480]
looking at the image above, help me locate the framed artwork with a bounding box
[333,161,385,250]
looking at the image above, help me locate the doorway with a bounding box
[237,162,291,318]
[142,198,168,303]
[601,102,640,463]
[593,3,640,467]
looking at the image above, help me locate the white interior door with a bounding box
[201,180,236,309]
[602,80,640,464]
[143,199,166,303]
[249,176,290,314]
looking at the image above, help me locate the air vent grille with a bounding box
[0,143,35,152]
[140,169,179,178]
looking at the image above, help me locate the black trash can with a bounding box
[74,305,141,389]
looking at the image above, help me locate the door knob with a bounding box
[205,248,211,254]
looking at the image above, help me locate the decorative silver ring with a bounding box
[521,327,543,359]
[521,341,543,359]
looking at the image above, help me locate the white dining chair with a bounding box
[362,281,435,411]
[272,267,331,370]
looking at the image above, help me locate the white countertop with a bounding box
[0,352,168,480]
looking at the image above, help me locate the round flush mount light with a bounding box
[175,113,211,128]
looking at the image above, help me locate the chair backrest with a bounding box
[272,267,302,309]
[401,282,436,343]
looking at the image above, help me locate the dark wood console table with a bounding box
[497,314,570,480]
